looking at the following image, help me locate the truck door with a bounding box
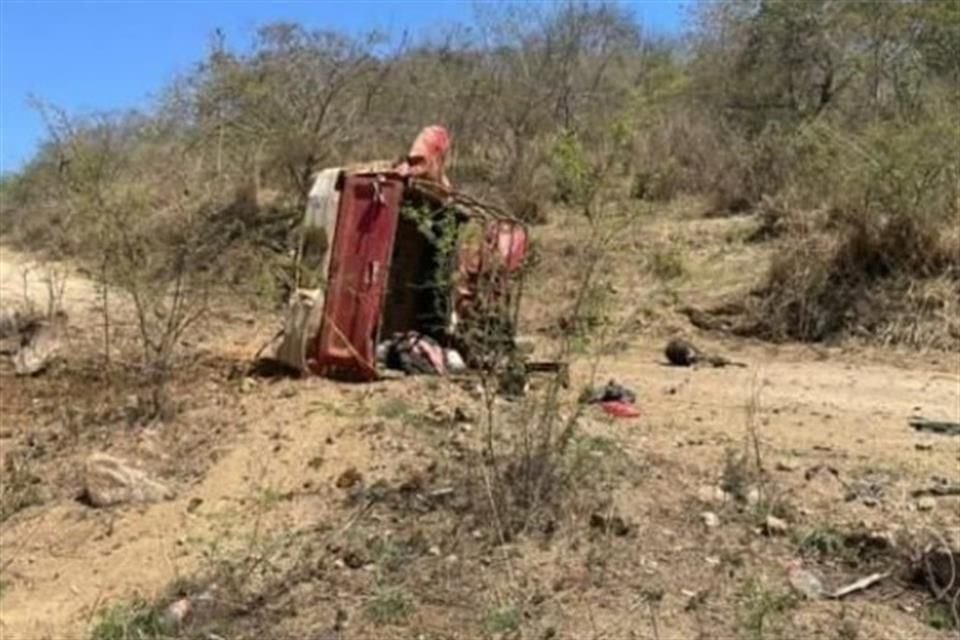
[312,174,402,381]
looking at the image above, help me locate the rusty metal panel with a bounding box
[311,175,403,381]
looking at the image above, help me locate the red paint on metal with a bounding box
[312,175,403,381]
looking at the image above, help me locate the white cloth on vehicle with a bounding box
[301,167,342,281]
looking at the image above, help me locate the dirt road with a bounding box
[0,243,957,638]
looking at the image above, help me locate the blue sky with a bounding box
[0,1,688,174]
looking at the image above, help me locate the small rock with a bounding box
[746,487,762,506]
[697,485,728,504]
[15,319,64,376]
[701,511,720,529]
[764,516,789,536]
[788,564,825,599]
[186,497,203,513]
[240,377,256,393]
[82,453,174,507]
[427,545,441,557]
[124,394,140,411]
[161,598,191,629]
[917,497,936,512]
[775,460,798,472]
[862,496,880,508]
[335,467,363,490]
[915,442,934,452]
[343,551,366,569]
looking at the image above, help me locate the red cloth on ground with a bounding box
[600,401,640,418]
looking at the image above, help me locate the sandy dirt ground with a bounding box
[0,242,958,639]
[0,246,100,320]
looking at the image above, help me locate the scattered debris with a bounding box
[829,571,892,600]
[81,453,174,507]
[599,401,640,418]
[664,338,746,368]
[701,511,721,529]
[444,348,466,373]
[380,332,447,376]
[524,360,570,388]
[254,288,322,375]
[910,545,960,604]
[587,380,636,404]
[586,380,640,419]
[910,417,960,436]
[911,482,960,498]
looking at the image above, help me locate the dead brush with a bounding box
[904,530,960,631]
[746,207,960,348]
[33,104,256,421]
[460,125,636,543]
[740,119,960,349]
[717,376,798,527]
[0,451,44,523]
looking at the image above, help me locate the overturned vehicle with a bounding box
[258,164,529,382]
